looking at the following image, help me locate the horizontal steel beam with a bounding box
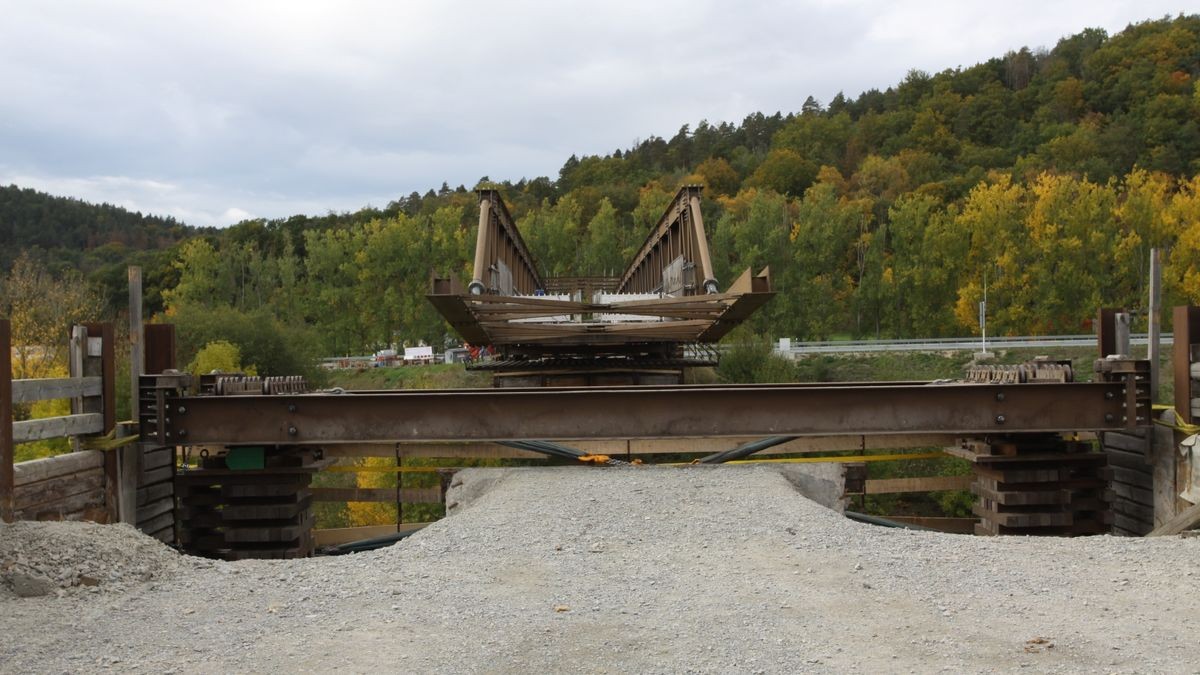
[781,334,1173,355]
[165,382,1130,445]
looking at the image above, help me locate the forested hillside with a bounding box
[0,185,199,314]
[4,15,1199,375]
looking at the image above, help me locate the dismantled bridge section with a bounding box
[429,187,772,385]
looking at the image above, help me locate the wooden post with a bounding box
[1,319,13,522]
[1098,308,1120,358]
[1152,409,1178,529]
[85,323,118,522]
[129,267,144,420]
[1174,306,1198,427]
[68,325,87,452]
[1148,249,1161,403]
[120,267,144,524]
[83,323,116,434]
[1115,312,1131,357]
[143,324,177,375]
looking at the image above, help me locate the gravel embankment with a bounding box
[2,465,1198,673]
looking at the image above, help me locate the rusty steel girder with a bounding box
[1174,306,1200,426]
[618,185,718,295]
[469,189,543,296]
[162,381,1130,446]
[428,187,773,353]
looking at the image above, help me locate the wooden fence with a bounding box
[2,321,118,523]
[310,434,977,543]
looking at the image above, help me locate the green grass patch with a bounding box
[325,363,489,390]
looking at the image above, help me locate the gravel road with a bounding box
[2,465,1198,673]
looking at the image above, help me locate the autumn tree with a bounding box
[579,198,625,276]
[1166,174,1200,304]
[744,149,819,197]
[952,175,1028,334]
[0,252,100,379]
[694,157,740,197]
[188,340,255,376]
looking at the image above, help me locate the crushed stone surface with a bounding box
[1,521,182,598]
[2,465,1198,673]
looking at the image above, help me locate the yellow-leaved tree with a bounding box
[186,340,257,376]
[952,175,1028,334]
[0,252,99,380]
[0,253,99,460]
[345,457,397,527]
[1167,175,1200,304]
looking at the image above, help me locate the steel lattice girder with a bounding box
[430,187,774,349]
[164,381,1131,445]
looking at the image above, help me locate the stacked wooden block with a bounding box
[1102,428,1156,535]
[951,435,1113,536]
[175,448,326,560]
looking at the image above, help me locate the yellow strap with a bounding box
[79,431,141,452]
[326,466,447,474]
[1150,404,1200,435]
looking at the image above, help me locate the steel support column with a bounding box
[687,193,718,293]
[469,190,543,297]
[619,186,719,296]
[470,199,491,295]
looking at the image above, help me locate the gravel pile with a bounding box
[0,521,183,599]
[2,465,1198,673]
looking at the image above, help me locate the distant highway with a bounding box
[776,334,1172,356]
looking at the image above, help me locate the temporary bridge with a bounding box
[4,188,1196,561]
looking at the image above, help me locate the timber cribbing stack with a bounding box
[175,448,325,560]
[952,435,1114,536]
[1102,428,1155,535]
[130,324,182,543]
[134,374,176,542]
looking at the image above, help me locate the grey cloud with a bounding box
[0,0,1188,227]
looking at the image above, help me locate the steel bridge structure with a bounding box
[428,187,772,385]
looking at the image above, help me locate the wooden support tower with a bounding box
[176,448,326,560]
[134,324,180,543]
[950,435,1113,536]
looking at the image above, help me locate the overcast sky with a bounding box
[0,1,1190,228]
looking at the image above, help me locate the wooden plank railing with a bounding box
[864,475,975,494]
[13,413,105,443]
[11,377,103,403]
[8,327,108,444]
[2,321,117,524]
